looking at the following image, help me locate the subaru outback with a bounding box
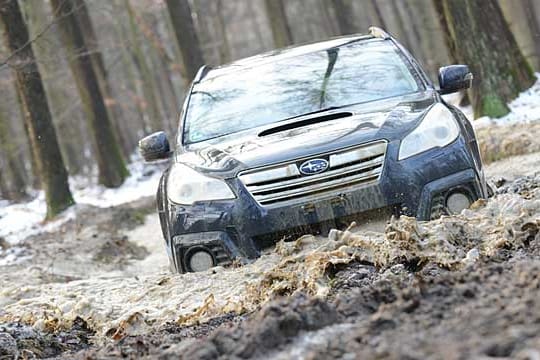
[139,27,488,273]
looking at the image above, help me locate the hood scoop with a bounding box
[258,112,353,137]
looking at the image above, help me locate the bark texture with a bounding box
[0,111,27,200]
[0,0,73,217]
[125,0,163,132]
[331,0,356,35]
[523,0,540,69]
[50,0,129,187]
[264,0,293,48]
[22,0,87,175]
[370,0,387,29]
[73,0,131,157]
[165,0,205,80]
[436,0,535,118]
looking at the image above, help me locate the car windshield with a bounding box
[183,39,421,144]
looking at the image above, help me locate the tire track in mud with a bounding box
[69,171,540,359]
[0,151,539,358]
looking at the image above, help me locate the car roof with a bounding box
[199,34,382,82]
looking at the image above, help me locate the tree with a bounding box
[215,0,232,64]
[523,0,540,69]
[72,0,131,157]
[0,168,9,200]
[264,0,293,48]
[124,0,164,132]
[331,0,356,35]
[22,0,88,175]
[369,0,387,29]
[192,0,229,65]
[144,10,182,133]
[387,0,413,51]
[435,0,535,118]
[165,0,205,80]
[0,0,73,217]
[0,110,27,200]
[50,0,129,188]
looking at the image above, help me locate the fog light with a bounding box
[188,250,214,272]
[446,192,471,214]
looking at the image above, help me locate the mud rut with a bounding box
[0,148,539,359]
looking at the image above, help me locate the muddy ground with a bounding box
[1,123,539,359]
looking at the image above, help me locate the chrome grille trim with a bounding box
[246,155,384,193]
[239,164,300,185]
[238,140,388,206]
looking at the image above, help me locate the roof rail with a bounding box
[368,26,391,40]
[193,65,212,83]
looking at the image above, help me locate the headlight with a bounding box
[167,164,235,205]
[398,103,460,160]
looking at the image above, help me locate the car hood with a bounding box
[176,91,438,178]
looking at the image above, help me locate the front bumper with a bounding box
[166,137,486,272]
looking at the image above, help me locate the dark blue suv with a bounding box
[139,28,488,273]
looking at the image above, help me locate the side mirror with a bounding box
[438,65,473,95]
[138,131,171,161]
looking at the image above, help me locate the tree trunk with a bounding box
[370,0,387,29]
[15,85,41,189]
[124,0,164,133]
[0,112,27,200]
[22,0,88,175]
[112,16,149,137]
[386,0,413,51]
[331,0,356,35]
[246,0,268,52]
[0,0,73,217]
[145,12,181,133]
[215,0,232,64]
[437,0,535,118]
[432,0,457,63]
[318,0,340,36]
[165,0,205,81]
[432,0,470,106]
[264,0,293,48]
[72,0,131,158]
[0,168,9,200]
[524,0,540,69]
[50,0,128,187]
[398,1,428,68]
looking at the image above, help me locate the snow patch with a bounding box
[474,73,540,127]
[444,73,540,127]
[71,158,162,207]
[0,247,32,266]
[0,157,163,245]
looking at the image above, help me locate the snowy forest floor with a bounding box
[0,119,540,358]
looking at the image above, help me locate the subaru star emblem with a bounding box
[299,158,329,175]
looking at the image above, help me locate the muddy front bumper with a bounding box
[166,137,486,272]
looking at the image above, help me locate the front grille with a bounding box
[238,140,387,206]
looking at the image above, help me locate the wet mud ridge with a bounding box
[0,170,537,359]
[74,174,540,360]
